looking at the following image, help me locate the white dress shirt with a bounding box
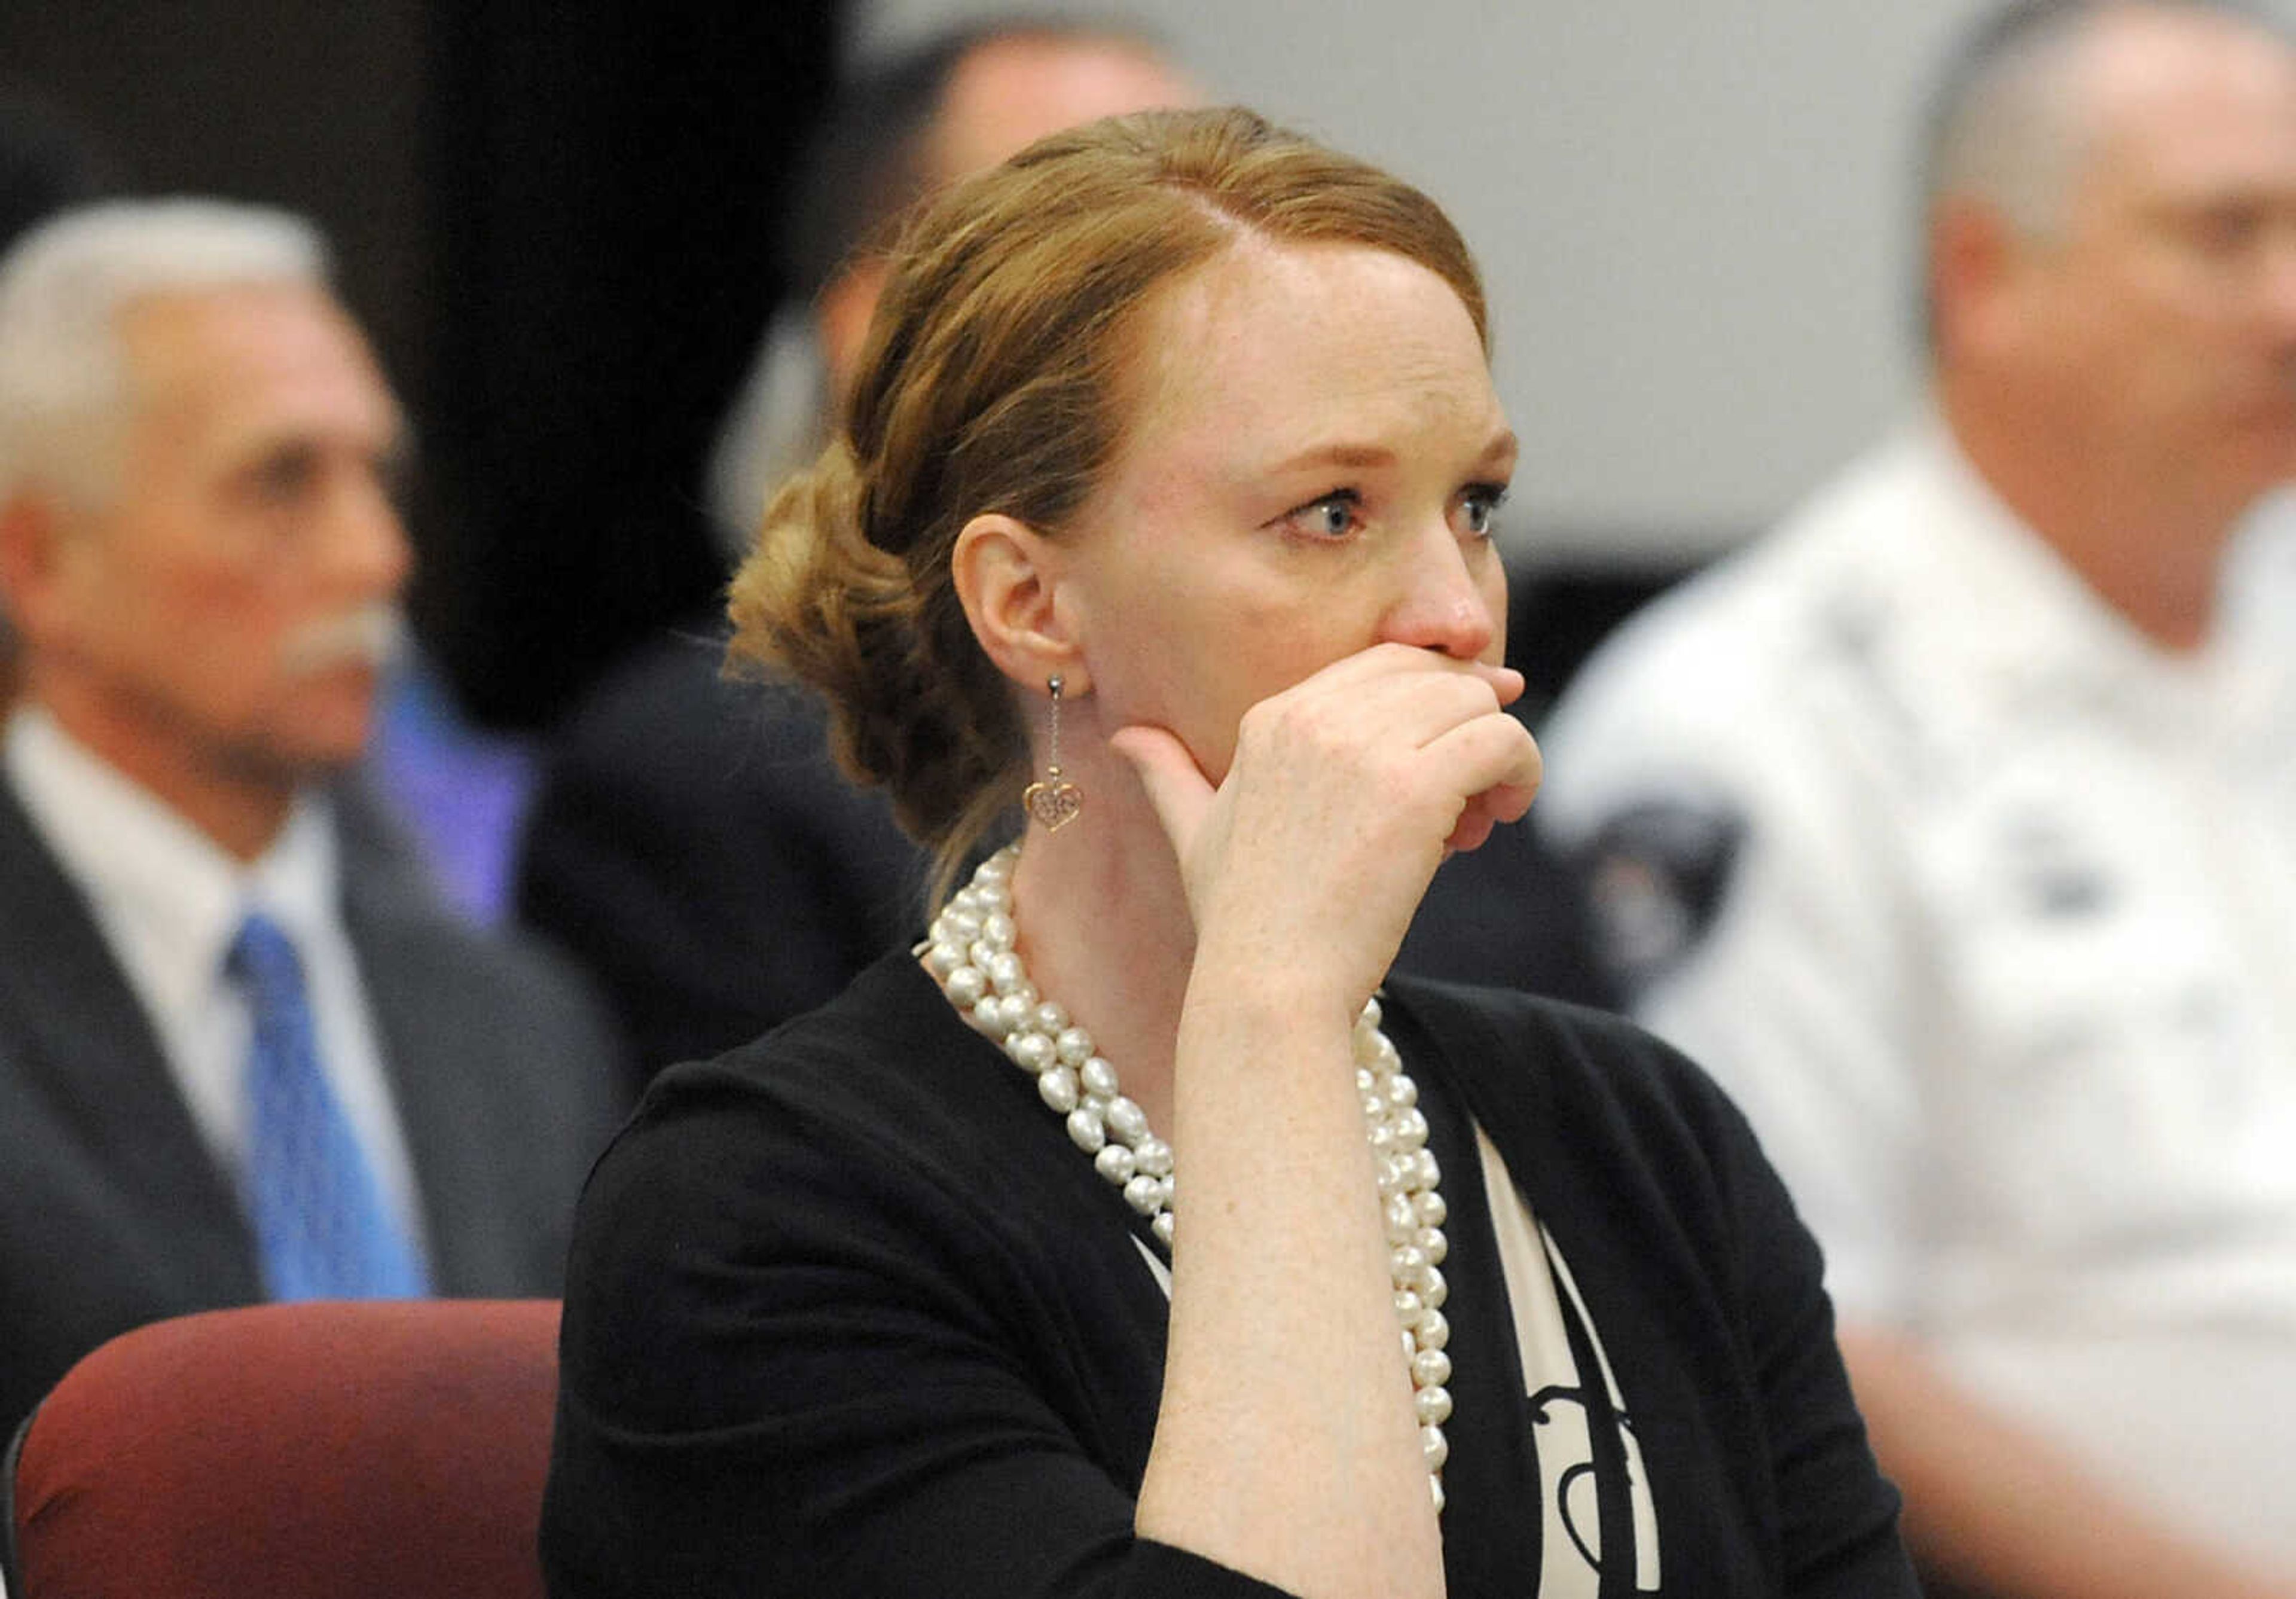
[4,706,430,1265]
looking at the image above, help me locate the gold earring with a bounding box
[1023,675,1083,832]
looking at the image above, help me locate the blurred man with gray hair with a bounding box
[0,199,623,1441]
[1539,3,2296,1595]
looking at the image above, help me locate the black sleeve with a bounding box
[540,1072,1297,1599]
[1698,1065,1921,1598]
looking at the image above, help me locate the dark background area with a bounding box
[0,1,1687,731]
[1,0,845,731]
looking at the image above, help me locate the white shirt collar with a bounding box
[3,706,339,1015]
[1904,417,2280,735]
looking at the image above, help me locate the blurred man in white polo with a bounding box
[1539,4,2296,1594]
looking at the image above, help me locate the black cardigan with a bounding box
[542,951,1916,1598]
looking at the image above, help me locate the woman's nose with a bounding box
[1380,524,1498,661]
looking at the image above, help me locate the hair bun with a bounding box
[727,435,1016,855]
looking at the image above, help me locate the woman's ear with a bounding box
[951,512,1093,696]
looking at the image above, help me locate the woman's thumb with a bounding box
[1107,724,1214,855]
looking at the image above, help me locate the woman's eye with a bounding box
[1280,490,1363,541]
[1457,483,1510,539]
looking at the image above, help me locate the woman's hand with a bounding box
[1110,642,1542,1015]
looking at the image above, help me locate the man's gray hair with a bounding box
[1922,1,2108,243]
[1915,0,2286,344]
[0,196,331,511]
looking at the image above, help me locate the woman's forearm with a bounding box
[1134,974,1445,1599]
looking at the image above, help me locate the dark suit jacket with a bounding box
[516,625,930,1090]
[0,771,627,1440]
[517,623,1614,1096]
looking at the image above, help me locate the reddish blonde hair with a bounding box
[728,106,1488,897]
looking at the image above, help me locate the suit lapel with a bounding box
[0,776,262,1299]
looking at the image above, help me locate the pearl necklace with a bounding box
[920,843,1456,1510]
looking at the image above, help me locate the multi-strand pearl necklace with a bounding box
[920,843,1457,1510]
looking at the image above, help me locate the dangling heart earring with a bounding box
[1022,674,1083,832]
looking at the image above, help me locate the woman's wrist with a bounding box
[1181,942,1368,1050]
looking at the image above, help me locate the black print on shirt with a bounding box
[1529,1384,1651,1580]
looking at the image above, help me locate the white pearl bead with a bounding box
[985,951,1025,993]
[1055,1027,1094,1066]
[981,911,1016,950]
[1158,1173,1176,1209]
[923,941,964,978]
[1393,1287,1425,1329]
[942,907,983,939]
[1416,1309,1449,1352]
[1414,1385,1452,1426]
[1066,1106,1106,1153]
[1355,1066,1378,1095]
[1038,1066,1079,1114]
[973,880,1010,911]
[1385,1073,1418,1110]
[1132,1137,1173,1177]
[1151,1212,1176,1247]
[1123,1173,1162,1215]
[1394,1108,1429,1152]
[1412,1348,1452,1389]
[1369,1034,1402,1073]
[1421,1264,1448,1310]
[1033,1001,1070,1035]
[968,938,997,971]
[1359,996,1384,1029]
[1391,1244,1430,1287]
[1007,1032,1055,1073]
[1385,1193,1419,1243]
[1414,1190,1447,1228]
[944,966,986,1008]
[1094,1143,1136,1184]
[973,998,1013,1039]
[1421,1424,1449,1472]
[1413,1149,1441,1190]
[1366,1121,1396,1155]
[1429,1473,1445,1514]
[1104,1097,1148,1145]
[1418,1226,1448,1266]
[1079,1056,1118,1097]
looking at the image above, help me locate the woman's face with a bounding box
[1061,239,1515,782]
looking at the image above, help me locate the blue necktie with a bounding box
[229,911,429,1299]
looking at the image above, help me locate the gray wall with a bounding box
[854,0,2276,565]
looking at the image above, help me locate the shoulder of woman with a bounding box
[1379,973,1693,1084]
[573,955,1009,1221]
[1379,974,1763,1167]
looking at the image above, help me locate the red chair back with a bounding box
[7,1299,560,1599]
